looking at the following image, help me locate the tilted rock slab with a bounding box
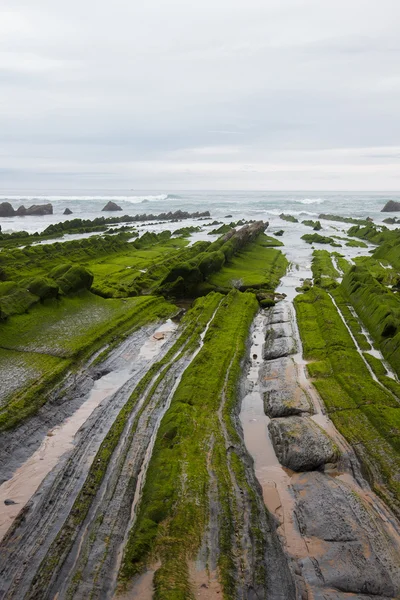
[261,357,311,417]
[292,471,400,598]
[263,302,296,359]
[268,416,338,471]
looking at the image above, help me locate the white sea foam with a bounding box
[294,198,325,205]
[0,194,170,203]
[266,209,319,217]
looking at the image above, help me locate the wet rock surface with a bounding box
[250,300,400,599]
[263,303,296,359]
[292,472,400,598]
[263,334,295,360]
[268,415,338,471]
[266,302,292,325]
[0,322,181,598]
[261,357,311,417]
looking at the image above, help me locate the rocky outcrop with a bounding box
[260,303,310,417]
[292,472,400,598]
[102,201,122,211]
[268,416,338,471]
[0,202,15,217]
[0,202,53,216]
[263,304,296,359]
[261,357,311,417]
[26,204,53,215]
[63,208,73,215]
[381,200,400,212]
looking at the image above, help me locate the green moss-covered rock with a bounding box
[0,288,39,320]
[27,277,59,300]
[56,265,94,294]
[198,251,225,277]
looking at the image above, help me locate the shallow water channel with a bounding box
[239,227,400,596]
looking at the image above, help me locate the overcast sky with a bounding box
[1,0,400,190]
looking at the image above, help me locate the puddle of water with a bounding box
[0,320,178,543]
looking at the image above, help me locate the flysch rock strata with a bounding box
[292,471,400,598]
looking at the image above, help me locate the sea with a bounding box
[0,190,399,235]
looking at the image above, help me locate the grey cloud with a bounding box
[0,0,400,189]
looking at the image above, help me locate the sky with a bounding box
[1,0,400,191]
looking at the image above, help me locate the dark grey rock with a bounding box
[0,201,15,217]
[268,416,338,471]
[264,388,310,417]
[25,203,53,215]
[102,201,122,211]
[63,208,73,215]
[267,302,291,324]
[381,200,400,212]
[0,202,53,216]
[4,499,17,505]
[266,322,292,339]
[261,358,311,417]
[263,336,295,360]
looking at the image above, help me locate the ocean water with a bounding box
[0,190,398,234]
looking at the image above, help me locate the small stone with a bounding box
[4,499,17,505]
[153,332,165,340]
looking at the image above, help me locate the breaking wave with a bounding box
[293,198,325,205]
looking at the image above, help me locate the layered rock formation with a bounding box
[256,300,400,598]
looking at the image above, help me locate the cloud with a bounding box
[0,0,400,190]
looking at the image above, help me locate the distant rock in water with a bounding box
[381,200,400,212]
[366,216,374,222]
[141,199,150,203]
[0,202,15,217]
[63,208,73,215]
[25,204,53,216]
[383,216,400,224]
[102,201,122,211]
[0,201,53,216]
